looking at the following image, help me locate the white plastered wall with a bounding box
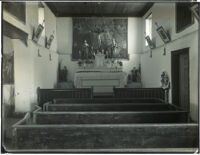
[141,3,198,122]
[3,2,59,112]
[56,17,143,82]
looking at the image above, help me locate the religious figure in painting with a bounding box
[112,38,118,58]
[82,40,89,59]
[72,18,128,60]
[99,26,113,58]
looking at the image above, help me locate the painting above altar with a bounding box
[72,18,128,60]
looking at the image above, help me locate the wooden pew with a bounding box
[33,111,188,124]
[53,98,165,104]
[44,103,178,112]
[12,119,198,149]
[37,88,93,107]
[114,88,165,100]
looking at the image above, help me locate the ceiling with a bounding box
[46,2,153,17]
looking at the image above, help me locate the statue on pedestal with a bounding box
[161,71,170,103]
[59,64,68,82]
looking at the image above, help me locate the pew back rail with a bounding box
[53,98,165,104]
[37,88,93,107]
[43,103,178,112]
[114,88,165,101]
[33,111,189,124]
[12,122,198,150]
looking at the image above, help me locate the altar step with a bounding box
[53,98,163,104]
[93,94,114,98]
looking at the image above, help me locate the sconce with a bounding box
[45,31,55,49]
[155,22,171,55]
[149,50,152,58]
[32,20,45,43]
[190,4,199,22]
[38,49,42,57]
[49,53,52,61]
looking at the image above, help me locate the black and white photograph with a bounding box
[1,1,200,153]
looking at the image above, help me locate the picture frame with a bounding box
[156,26,171,44]
[32,24,44,43]
[45,34,54,49]
[190,4,199,22]
[145,35,155,49]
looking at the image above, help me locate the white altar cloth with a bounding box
[95,53,105,67]
[76,67,122,72]
[74,71,127,95]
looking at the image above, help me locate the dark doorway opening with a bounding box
[171,48,189,112]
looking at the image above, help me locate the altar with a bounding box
[74,53,127,95]
[74,71,127,96]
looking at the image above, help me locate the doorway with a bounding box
[171,48,189,111]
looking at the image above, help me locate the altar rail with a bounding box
[37,88,93,107]
[114,88,165,101]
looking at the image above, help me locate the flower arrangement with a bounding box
[117,61,123,67]
[77,60,82,67]
[85,59,93,64]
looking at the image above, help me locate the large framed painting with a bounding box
[72,18,128,60]
[3,52,14,84]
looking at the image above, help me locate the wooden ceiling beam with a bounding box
[46,2,154,17]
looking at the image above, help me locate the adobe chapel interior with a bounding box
[2,1,199,152]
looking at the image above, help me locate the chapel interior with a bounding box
[2,1,199,153]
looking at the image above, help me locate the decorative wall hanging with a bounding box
[32,20,45,43]
[190,4,199,22]
[155,22,171,55]
[144,32,155,58]
[145,36,155,50]
[3,52,14,84]
[155,22,171,44]
[72,18,128,60]
[45,31,54,49]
